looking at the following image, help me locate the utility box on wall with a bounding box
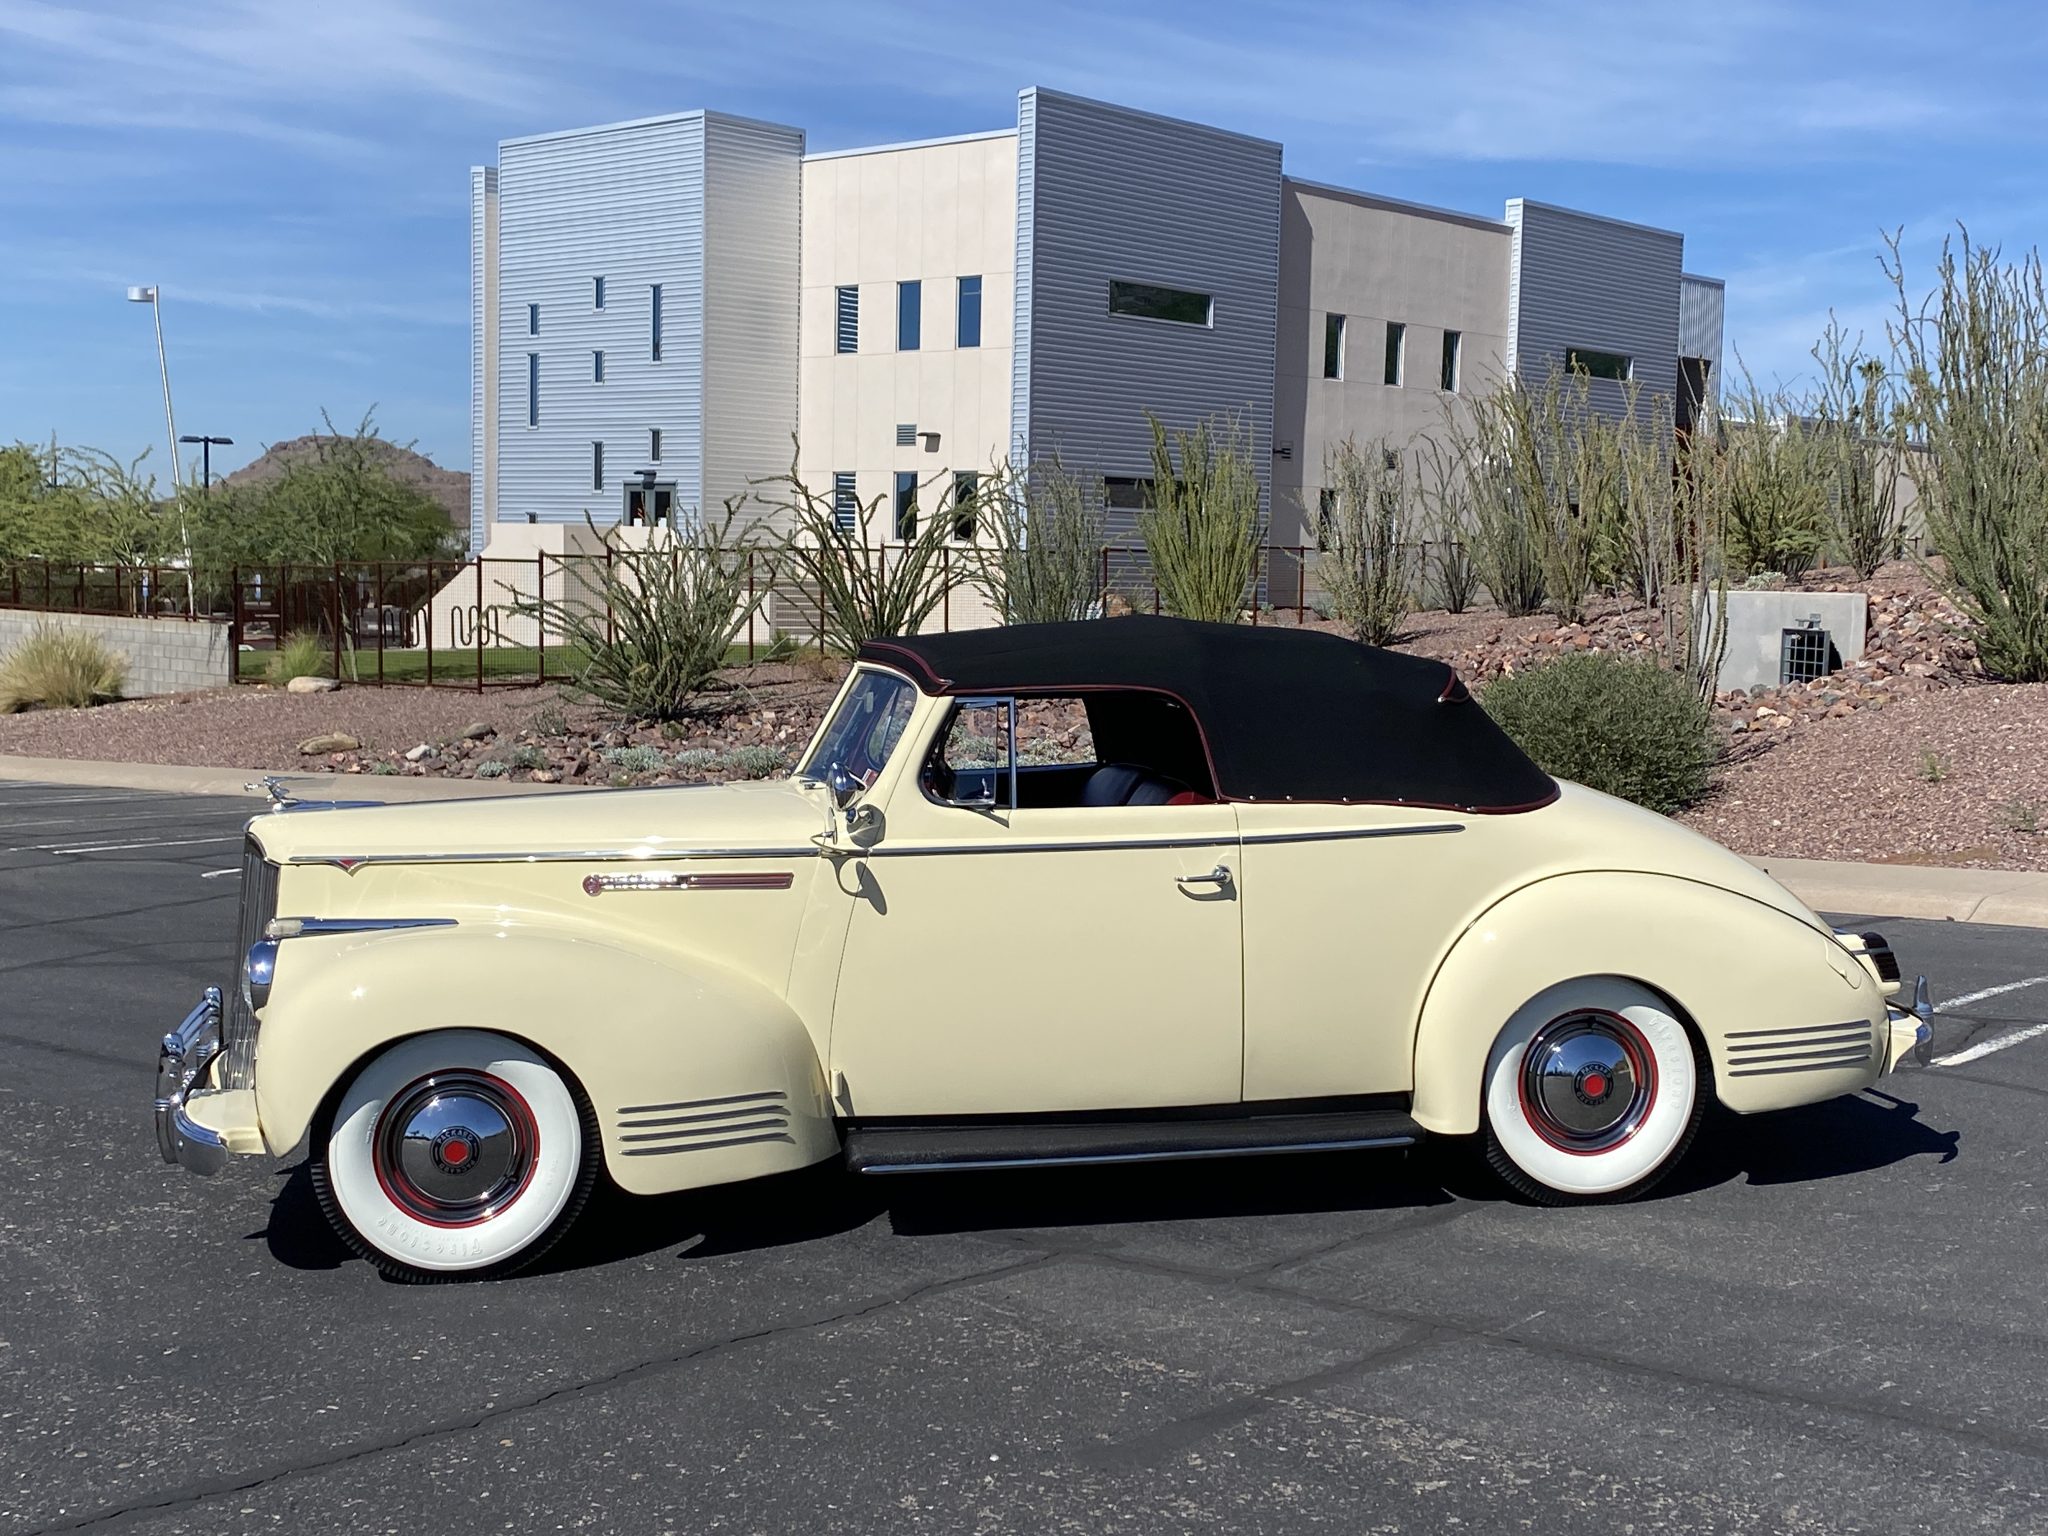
[1714,590,1868,694]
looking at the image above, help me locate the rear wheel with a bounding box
[1481,979,1706,1205]
[310,1030,598,1282]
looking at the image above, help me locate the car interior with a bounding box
[923,690,1217,810]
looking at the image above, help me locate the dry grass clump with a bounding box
[0,625,126,712]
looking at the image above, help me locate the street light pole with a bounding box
[179,434,234,491]
[126,286,195,610]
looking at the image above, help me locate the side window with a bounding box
[927,693,1210,809]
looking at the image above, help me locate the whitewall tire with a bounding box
[311,1030,598,1282]
[1481,978,1706,1205]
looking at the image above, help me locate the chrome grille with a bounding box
[221,835,278,1090]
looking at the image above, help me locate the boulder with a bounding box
[297,732,360,754]
[285,675,340,694]
[460,721,494,741]
[404,743,436,762]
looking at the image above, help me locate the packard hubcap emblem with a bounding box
[431,1127,483,1175]
[1572,1063,1616,1107]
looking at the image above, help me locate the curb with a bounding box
[6,752,2045,930]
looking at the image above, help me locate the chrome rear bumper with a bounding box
[1885,974,1935,1071]
[154,987,230,1175]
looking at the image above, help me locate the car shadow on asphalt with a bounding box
[260,1091,1961,1280]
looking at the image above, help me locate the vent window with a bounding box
[895,422,917,448]
[832,471,857,532]
[835,286,859,354]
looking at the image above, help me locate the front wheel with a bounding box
[1481,979,1706,1205]
[310,1030,599,1282]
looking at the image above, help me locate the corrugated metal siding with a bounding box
[1011,90,1282,519]
[1679,273,1725,385]
[468,166,496,554]
[702,115,804,524]
[495,114,708,527]
[1506,200,1682,421]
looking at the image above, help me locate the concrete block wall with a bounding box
[0,611,232,697]
[1715,590,1868,693]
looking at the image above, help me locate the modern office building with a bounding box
[467,86,1724,572]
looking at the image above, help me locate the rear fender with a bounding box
[252,926,837,1195]
[1410,871,1884,1135]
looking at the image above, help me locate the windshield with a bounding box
[802,669,919,790]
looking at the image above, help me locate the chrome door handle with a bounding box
[1176,865,1233,890]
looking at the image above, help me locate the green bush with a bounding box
[1482,654,1716,813]
[0,624,126,712]
[723,744,790,779]
[265,632,328,684]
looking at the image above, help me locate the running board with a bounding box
[844,1109,1423,1175]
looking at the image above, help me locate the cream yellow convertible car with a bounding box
[154,618,1932,1280]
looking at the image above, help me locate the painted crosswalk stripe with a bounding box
[1930,976,2048,1067]
[48,835,244,856]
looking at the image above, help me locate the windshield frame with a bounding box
[797,665,922,793]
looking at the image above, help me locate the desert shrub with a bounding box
[672,746,720,770]
[1482,653,1716,813]
[723,744,790,779]
[1317,438,1412,645]
[0,624,126,712]
[1412,440,1478,613]
[1811,318,1904,580]
[264,631,328,685]
[503,744,547,771]
[1136,413,1264,624]
[1886,229,2048,681]
[512,504,767,720]
[600,744,668,773]
[474,760,509,779]
[1720,372,1831,581]
[967,454,1106,623]
[755,451,956,655]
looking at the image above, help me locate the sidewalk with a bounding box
[5,752,2047,929]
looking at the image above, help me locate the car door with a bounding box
[828,694,1244,1117]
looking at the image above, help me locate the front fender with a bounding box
[1410,871,1885,1135]
[252,925,838,1195]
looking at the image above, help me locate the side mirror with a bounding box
[825,762,862,809]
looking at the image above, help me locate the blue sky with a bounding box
[3,0,2043,485]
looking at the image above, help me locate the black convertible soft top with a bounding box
[859,617,1558,812]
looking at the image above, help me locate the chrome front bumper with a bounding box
[1884,974,1936,1071]
[154,987,231,1175]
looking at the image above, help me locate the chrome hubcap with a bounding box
[1519,1013,1655,1152]
[375,1071,534,1225]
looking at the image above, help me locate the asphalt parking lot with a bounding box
[4,779,2047,1534]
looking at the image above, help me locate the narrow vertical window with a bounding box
[592,350,605,383]
[527,303,539,336]
[1441,330,1461,392]
[831,471,858,531]
[526,353,539,427]
[592,441,603,491]
[957,276,982,348]
[1384,322,1405,386]
[1316,487,1337,551]
[650,427,662,463]
[650,284,663,362]
[1323,313,1345,380]
[893,470,918,539]
[898,280,921,351]
[835,286,858,354]
[951,471,979,541]
[593,275,606,309]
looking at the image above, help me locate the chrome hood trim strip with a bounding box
[288,845,823,871]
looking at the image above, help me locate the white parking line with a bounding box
[46,835,244,856]
[199,867,242,879]
[1930,976,2048,1067]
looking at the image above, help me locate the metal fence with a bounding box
[0,541,1466,691]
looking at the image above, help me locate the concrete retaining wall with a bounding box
[0,611,231,697]
[1717,590,1867,693]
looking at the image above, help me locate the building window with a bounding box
[1441,330,1461,392]
[957,275,982,348]
[527,303,539,336]
[1323,313,1345,380]
[1567,346,1633,382]
[592,350,605,383]
[1108,280,1213,327]
[951,471,979,541]
[1316,486,1337,551]
[593,275,606,310]
[1102,476,1154,511]
[526,353,539,427]
[832,471,857,532]
[592,441,603,492]
[835,285,859,354]
[893,470,918,540]
[650,284,663,362]
[898,280,921,351]
[650,427,662,463]
[1384,322,1405,386]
